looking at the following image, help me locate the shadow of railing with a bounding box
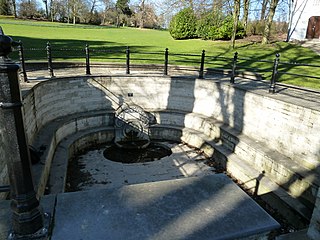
[11,42,320,93]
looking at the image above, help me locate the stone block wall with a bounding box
[1,75,319,201]
[97,76,319,170]
[22,76,320,171]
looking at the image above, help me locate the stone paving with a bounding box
[66,141,215,192]
[300,39,320,55]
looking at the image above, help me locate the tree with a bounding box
[169,7,197,39]
[115,0,131,27]
[116,0,131,15]
[67,0,88,24]
[101,0,116,25]
[133,1,159,28]
[262,0,279,44]
[213,0,225,12]
[10,0,17,17]
[88,0,98,23]
[260,0,270,21]
[43,0,49,19]
[242,0,249,33]
[139,0,145,28]
[231,0,240,48]
[0,0,11,15]
[18,0,40,18]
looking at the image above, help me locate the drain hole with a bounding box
[103,142,172,164]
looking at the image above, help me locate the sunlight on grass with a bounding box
[1,17,319,89]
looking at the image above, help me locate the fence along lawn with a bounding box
[1,17,320,90]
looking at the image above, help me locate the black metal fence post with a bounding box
[18,41,28,82]
[164,48,169,75]
[46,42,54,78]
[231,52,238,83]
[199,50,205,79]
[0,28,49,239]
[269,53,280,94]
[126,46,130,74]
[85,44,91,75]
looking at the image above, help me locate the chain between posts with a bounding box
[269,53,280,94]
[46,42,54,78]
[199,50,205,79]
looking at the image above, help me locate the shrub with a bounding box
[196,12,223,40]
[169,8,197,40]
[197,14,245,40]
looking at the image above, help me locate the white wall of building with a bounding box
[288,0,320,40]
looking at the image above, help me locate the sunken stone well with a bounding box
[1,75,319,228]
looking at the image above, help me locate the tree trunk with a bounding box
[50,0,54,22]
[45,3,49,20]
[243,0,249,33]
[188,0,194,10]
[139,0,145,28]
[260,0,269,21]
[11,0,17,18]
[262,0,279,44]
[73,4,76,24]
[286,0,294,42]
[213,0,223,12]
[88,0,96,23]
[231,0,240,48]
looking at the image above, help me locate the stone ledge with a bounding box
[151,124,314,225]
[208,140,312,227]
[29,108,317,227]
[150,110,319,209]
[31,110,114,197]
[49,127,115,194]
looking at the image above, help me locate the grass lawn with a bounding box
[1,16,320,89]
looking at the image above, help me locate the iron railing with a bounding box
[11,42,320,94]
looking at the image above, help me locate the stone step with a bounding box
[48,127,115,194]
[206,140,312,227]
[219,125,319,206]
[31,110,114,196]
[149,110,319,212]
[30,108,317,226]
[150,123,314,224]
[275,229,309,240]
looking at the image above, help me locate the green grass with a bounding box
[1,16,320,89]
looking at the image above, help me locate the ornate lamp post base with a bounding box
[8,212,51,240]
[0,27,49,239]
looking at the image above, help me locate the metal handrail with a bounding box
[13,43,320,93]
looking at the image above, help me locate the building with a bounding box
[288,0,320,41]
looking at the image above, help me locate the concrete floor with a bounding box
[65,142,215,192]
[1,143,281,240]
[52,174,280,240]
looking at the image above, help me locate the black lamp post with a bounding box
[0,27,47,239]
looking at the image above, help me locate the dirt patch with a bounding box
[236,34,287,44]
